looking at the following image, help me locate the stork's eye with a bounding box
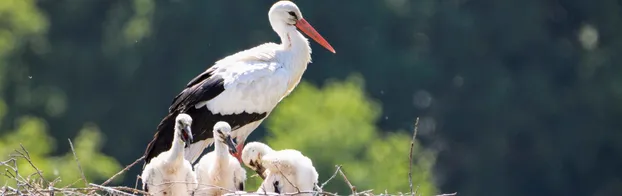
[288,11,297,18]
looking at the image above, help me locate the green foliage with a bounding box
[245,75,437,195]
[348,132,436,194]
[1,0,622,195]
[0,0,48,92]
[0,0,47,57]
[0,106,122,187]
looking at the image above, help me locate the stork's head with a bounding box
[241,142,274,175]
[268,0,335,53]
[213,121,237,153]
[175,113,193,144]
[269,1,302,27]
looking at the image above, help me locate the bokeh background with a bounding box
[1,0,621,195]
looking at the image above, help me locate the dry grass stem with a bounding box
[102,155,144,186]
[337,166,356,195]
[320,165,342,190]
[409,117,420,195]
[68,139,89,187]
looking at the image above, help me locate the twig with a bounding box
[102,156,145,186]
[223,190,340,196]
[10,146,44,196]
[409,117,420,195]
[134,175,140,190]
[436,193,457,196]
[68,139,89,187]
[186,182,239,195]
[0,158,15,166]
[17,145,45,182]
[337,166,356,195]
[414,185,420,196]
[13,157,19,192]
[62,178,85,189]
[320,165,341,190]
[108,185,152,195]
[89,183,136,196]
[359,189,374,195]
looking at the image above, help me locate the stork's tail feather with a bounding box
[143,111,179,167]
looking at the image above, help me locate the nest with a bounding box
[1,118,457,196]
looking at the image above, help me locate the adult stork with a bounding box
[143,0,335,166]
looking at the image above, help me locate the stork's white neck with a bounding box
[275,27,312,96]
[276,27,312,69]
[168,129,185,163]
[214,139,230,157]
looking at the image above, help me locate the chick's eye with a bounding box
[288,11,297,18]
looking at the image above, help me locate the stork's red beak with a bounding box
[230,142,244,163]
[296,18,336,53]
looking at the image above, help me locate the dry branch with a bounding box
[320,165,342,190]
[337,167,357,195]
[409,117,420,195]
[68,139,89,187]
[102,155,144,186]
[1,144,148,196]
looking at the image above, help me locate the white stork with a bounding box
[141,113,198,196]
[143,0,335,166]
[194,121,247,196]
[241,142,319,195]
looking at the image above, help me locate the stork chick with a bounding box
[194,121,247,196]
[141,113,197,196]
[242,142,319,195]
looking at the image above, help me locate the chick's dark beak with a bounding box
[182,125,193,144]
[225,135,237,154]
[255,163,267,180]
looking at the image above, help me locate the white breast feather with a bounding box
[141,152,198,196]
[194,152,247,196]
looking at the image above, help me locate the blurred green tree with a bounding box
[0,0,122,188]
[242,74,437,195]
[0,104,123,187]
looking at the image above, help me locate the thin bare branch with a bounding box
[18,144,45,182]
[337,166,356,195]
[134,175,141,190]
[409,117,420,195]
[223,190,340,196]
[13,157,19,192]
[320,165,341,190]
[106,185,152,195]
[68,139,89,187]
[102,155,145,186]
[89,183,135,196]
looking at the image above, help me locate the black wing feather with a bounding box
[144,68,225,165]
[169,67,224,112]
[143,66,267,165]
